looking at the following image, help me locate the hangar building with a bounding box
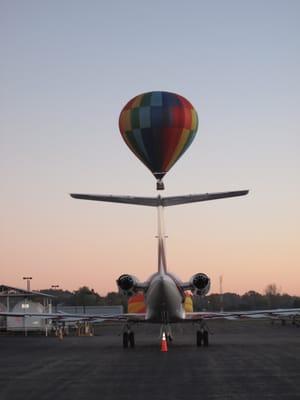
[0,284,53,333]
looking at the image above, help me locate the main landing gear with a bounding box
[122,324,135,348]
[196,329,209,347]
[196,321,210,347]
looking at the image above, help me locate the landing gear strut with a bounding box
[160,323,173,342]
[196,321,210,347]
[196,329,209,347]
[122,324,135,348]
[129,331,135,348]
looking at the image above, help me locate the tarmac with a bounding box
[0,320,299,400]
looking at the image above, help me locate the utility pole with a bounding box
[220,275,224,312]
[23,276,32,292]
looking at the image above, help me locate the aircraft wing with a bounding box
[0,311,146,323]
[2,309,299,323]
[185,308,300,321]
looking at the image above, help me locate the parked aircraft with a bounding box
[2,190,300,347]
[67,190,300,347]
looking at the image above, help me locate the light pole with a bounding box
[51,285,60,312]
[23,276,32,292]
[22,276,32,337]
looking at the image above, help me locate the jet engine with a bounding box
[189,273,211,296]
[116,274,139,297]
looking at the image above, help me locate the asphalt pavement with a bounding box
[0,320,299,400]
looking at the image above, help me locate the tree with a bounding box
[40,289,73,305]
[242,290,267,310]
[106,292,128,311]
[265,284,279,296]
[265,284,280,308]
[73,286,102,306]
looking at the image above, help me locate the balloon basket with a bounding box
[156,180,165,190]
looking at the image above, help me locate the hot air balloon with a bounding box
[119,91,198,190]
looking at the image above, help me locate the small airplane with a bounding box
[2,190,300,347]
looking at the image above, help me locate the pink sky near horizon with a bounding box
[2,183,299,296]
[1,2,299,296]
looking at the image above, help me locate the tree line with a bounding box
[41,284,300,312]
[42,286,128,310]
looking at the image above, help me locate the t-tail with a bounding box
[157,205,167,275]
[70,190,249,276]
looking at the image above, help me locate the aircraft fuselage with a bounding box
[145,273,185,323]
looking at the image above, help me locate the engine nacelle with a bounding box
[116,274,139,297]
[189,273,211,296]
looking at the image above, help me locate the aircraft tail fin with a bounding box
[70,190,249,207]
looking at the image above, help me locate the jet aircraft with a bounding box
[67,190,300,347]
[2,190,300,347]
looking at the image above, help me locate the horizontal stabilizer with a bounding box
[70,190,248,207]
[70,193,158,206]
[162,190,249,206]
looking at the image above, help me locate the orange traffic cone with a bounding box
[161,332,168,352]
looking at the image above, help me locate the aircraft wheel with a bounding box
[129,331,135,348]
[196,330,203,347]
[203,330,209,347]
[123,332,129,348]
[167,334,173,342]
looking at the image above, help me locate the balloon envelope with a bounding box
[119,91,198,181]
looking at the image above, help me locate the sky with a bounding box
[1,0,299,295]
